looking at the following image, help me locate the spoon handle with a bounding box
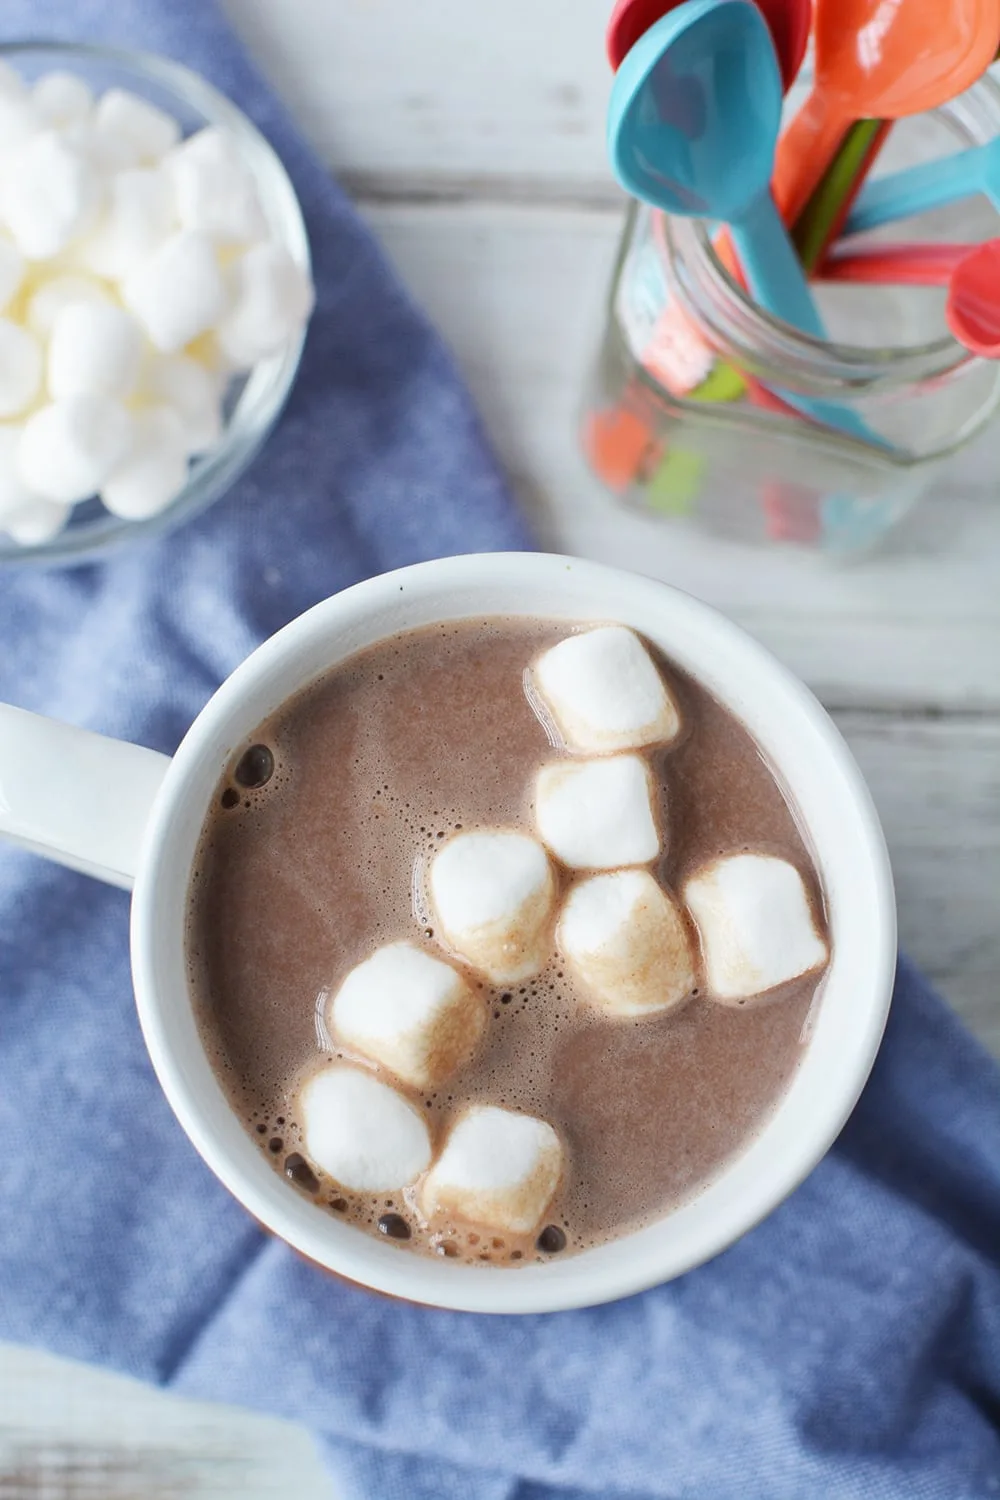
[843,142,993,236]
[820,244,965,286]
[730,193,877,442]
[770,88,851,231]
[729,191,827,337]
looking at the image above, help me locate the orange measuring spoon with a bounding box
[771,0,1000,232]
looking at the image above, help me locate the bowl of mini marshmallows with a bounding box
[0,42,314,563]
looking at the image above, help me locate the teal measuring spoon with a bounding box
[607,0,871,438]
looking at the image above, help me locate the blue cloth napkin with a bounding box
[1,4,999,1497]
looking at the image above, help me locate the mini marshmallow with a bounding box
[557,869,695,1017]
[429,829,555,983]
[421,1105,563,1235]
[48,302,143,400]
[18,395,132,503]
[93,88,180,166]
[31,72,94,128]
[0,319,42,417]
[122,230,227,352]
[216,242,315,367]
[2,496,70,545]
[167,127,267,246]
[531,625,681,754]
[330,941,485,1090]
[2,131,102,258]
[25,273,112,338]
[535,754,659,869]
[0,239,24,312]
[684,854,828,1002]
[299,1064,431,1192]
[100,406,188,520]
[140,353,222,455]
[0,60,27,100]
[0,92,39,160]
[0,422,34,518]
[75,166,176,279]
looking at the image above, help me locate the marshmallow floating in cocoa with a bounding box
[421,1105,563,1235]
[684,853,828,1002]
[530,625,681,754]
[535,754,660,869]
[558,869,695,1017]
[429,829,555,983]
[330,940,485,1090]
[299,1065,432,1193]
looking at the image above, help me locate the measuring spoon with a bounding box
[822,238,1000,356]
[606,0,811,90]
[844,136,1000,237]
[771,0,1000,232]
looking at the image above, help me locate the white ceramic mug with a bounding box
[0,553,896,1313]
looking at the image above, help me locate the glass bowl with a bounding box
[0,41,310,567]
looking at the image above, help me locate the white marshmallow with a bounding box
[2,496,70,545]
[167,127,267,246]
[25,273,112,338]
[429,829,555,983]
[100,406,188,520]
[0,92,39,161]
[2,131,102,258]
[531,625,681,754]
[31,72,94,128]
[557,869,695,1017]
[18,395,132,503]
[216,242,314,367]
[122,230,227,352]
[48,302,143,400]
[140,353,222,455]
[0,239,24,312]
[299,1064,431,1192]
[93,89,180,166]
[0,60,27,101]
[330,941,485,1090]
[421,1105,563,1235]
[535,755,659,870]
[0,319,42,417]
[684,854,828,1002]
[0,422,34,518]
[75,166,176,279]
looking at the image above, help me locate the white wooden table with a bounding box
[3,2,998,1493]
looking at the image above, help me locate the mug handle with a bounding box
[0,704,171,889]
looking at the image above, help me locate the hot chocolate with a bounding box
[186,617,829,1264]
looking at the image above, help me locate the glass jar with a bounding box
[582,79,1000,556]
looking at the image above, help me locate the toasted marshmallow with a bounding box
[531,625,681,754]
[429,829,555,983]
[557,869,694,1017]
[535,754,659,870]
[421,1105,562,1235]
[684,854,828,1002]
[299,1065,431,1193]
[330,941,485,1090]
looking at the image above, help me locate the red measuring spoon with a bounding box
[771,0,1000,232]
[821,238,1000,356]
[606,0,811,90]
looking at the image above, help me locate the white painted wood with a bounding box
[0,1345,335,1497]
[223,0,617,194]
[361,200,1000,710]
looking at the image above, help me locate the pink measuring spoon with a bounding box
[606,0,811,89]
[821,239,1000,356]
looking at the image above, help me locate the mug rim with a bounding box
[130,553,896,1313]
